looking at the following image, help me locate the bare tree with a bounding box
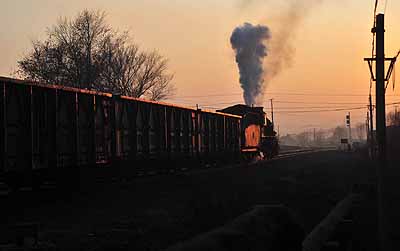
[387,109,400,126]
[145,73,175,101]
[313,129,326,146]
[295,131,312,147]
[355,123,366,141]
[330,126,347,143]
[17,9,174,100]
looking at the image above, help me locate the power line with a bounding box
[274,102,400,114]
[264,105,365,109]
[198,105,367,113]
[273,101,367,105]
[271,106,367,114]
[181,102,364,109]
[372,0,378,58]
[264,93,374,97]
[166,99,370,106]
[170,92,400,99]
[168,99,367,107]
[172,100,400,110]
[203,102,400,114]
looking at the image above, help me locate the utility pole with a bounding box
[270,99,274,131]
[375,14,389,251]
[313,128,316,143]
[366,111,370,143]
[369,94,374,157]
[375,14,386,164]
[365,13,396,251]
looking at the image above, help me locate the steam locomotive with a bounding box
[0,77,279,188]
[219,104,279,160]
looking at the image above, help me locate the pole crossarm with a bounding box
[364,58,376,81]
[385,58,397,83]
[364,57,398,84]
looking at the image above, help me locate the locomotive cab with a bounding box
[260,119,279,159]
[218,104,279,160]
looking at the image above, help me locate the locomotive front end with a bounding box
[218,104,278,160]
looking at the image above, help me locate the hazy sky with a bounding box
[1,0,399,134]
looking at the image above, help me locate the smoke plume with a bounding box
[264,1,321,81]
[230,23,271,106]
[233,0,323,105]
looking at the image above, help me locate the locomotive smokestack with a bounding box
[230,23,271,106]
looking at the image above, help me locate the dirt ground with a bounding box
[1,150,383,250]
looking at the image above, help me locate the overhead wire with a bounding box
[169,92,400,99]
[369,0,378,98]
[202,101,400,114]
[266,106,367,114]
[168,96,400,111]
[273,101,367,105]
[265,102,400,114]
[393,61,396,90]
[264,105,366,109]
[372,0,378,58]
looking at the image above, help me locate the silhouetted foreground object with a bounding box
[302,193,363,251]
[166,205,304,251]
[14,222,39,247]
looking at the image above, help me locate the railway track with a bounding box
[1,150,372,251]
[275,147,337,159]
[0,147,337,195]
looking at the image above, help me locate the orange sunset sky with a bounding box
[1,0,399,134]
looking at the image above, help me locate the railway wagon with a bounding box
[0,77,241,188]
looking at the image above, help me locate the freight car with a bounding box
[218,104,279,160]
[0,77,278,189]
[0,77,242,188]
